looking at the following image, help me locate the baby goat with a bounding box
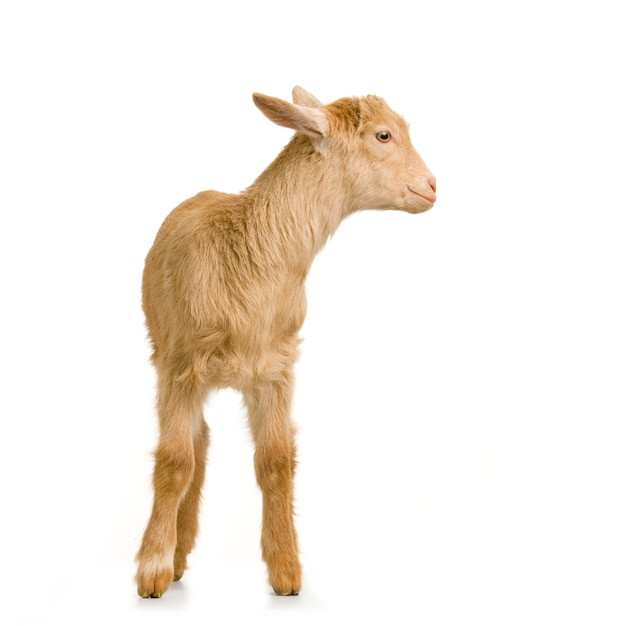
[136,86,436,598]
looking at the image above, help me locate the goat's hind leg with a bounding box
[244,372,301,596]
[136,375,204,598]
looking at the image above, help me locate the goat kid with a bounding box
[136,86,436,598]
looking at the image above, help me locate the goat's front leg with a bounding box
[244,373,301,596]
[174,416,210,581]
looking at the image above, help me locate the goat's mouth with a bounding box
[407,186,436,209]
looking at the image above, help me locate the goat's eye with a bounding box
[376,131,392,143]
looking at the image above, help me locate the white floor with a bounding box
[10,480,626,626]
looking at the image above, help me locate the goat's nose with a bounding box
[429,176,437,194]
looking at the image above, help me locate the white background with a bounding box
[1,1,624,624]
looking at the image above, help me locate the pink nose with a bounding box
[428,176,437,194]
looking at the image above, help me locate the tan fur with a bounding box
[135,86,436,598]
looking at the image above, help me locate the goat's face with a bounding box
[254,88,436,215]
[335,100,436,215]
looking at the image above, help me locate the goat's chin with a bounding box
[402,201,434,215]
[374,198,434,214]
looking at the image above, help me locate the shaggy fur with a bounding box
[135,86,436,598]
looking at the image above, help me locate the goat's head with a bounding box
[253,86,436,215]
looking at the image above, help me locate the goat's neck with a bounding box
[245,136,348,274]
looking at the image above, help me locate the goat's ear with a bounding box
[253,93,328,138]
[292,86,323,108]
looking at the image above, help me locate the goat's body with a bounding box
[136,87,436,598]
[144,187,306,391]
[143,134,331,393]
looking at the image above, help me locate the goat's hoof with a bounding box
[136,565,174,598]
[173,553,188,581]
[269,560,302,596]
[273,587,300,596]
